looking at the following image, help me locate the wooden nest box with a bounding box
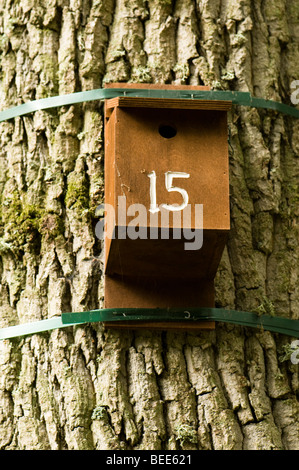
[102,83,231,329]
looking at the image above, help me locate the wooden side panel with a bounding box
[104,107,117,266]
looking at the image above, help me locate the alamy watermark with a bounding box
[95,195,203,251]
[291,80,299,105]
[280,340,299,365]
[290,340,299,364]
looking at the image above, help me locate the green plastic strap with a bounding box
[0,88,299,123]
[61,308,299,338]
[1,308,299,341]
[0,316,76,340]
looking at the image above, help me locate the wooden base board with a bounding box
[103,320,215,330]
[103,275,215,331]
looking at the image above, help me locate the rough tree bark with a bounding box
[0,0,298,450]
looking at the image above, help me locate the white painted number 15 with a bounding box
[148,171,190,213]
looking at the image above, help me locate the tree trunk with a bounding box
[0,0,298,451]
